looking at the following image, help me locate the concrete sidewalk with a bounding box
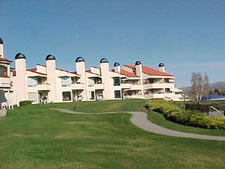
[0,109,7,117]
[53,108,225,141]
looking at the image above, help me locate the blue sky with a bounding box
[1,0,225,87]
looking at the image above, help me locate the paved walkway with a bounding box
[0,109,7,117]
[53,108,225,141]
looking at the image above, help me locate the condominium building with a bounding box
[0,38,183,107]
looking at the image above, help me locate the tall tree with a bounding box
[191,72,209,101]
[202,73,209,100]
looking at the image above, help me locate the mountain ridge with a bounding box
[181,81,225,92]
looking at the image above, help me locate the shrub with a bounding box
[19,100,33,107]
[147,100,225,130]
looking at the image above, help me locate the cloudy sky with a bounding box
[1,0,225,87]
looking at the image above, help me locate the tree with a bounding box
[190,72,209,101]
[202,73,209,100]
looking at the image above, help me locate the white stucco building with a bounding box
[0,37,183,107]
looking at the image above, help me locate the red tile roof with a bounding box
[123,65,173,77]
[70,71,78,75]
[120,69,139,77]
[86,70,100,76]
[0,58,12,63]
[27,68,47,76]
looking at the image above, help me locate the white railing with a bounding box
[143,83,174,89]
[71,83,85,90]
[94,84,104,89]
[36,83,51,90]
[0,77,11,88]
[210,106,222,114]
[121,83,131,89]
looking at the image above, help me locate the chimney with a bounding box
[135,61,142,76]
[100,58,110,99]
[46,54,57,102]
[0,37,3,58]
[75,57,87,100]
[114,62,120,73]
[135,61,144,97]
[159,63,166,72]
[15,53,28,106]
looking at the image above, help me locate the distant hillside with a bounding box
[182,81,225,92]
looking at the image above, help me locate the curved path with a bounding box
[53,108,225,141]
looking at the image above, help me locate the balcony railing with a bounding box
[71,83,84,90]
[36,83,51,90]
[0,77,11,88]
[143,83,174,89]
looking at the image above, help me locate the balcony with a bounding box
[71,83,84,90]
[146,92,180,100]
[124,95,144,99]
[0,77,11,88]
[94,84,104,90]
[36,83,51,91]
[130,85,142,90]
[121,83,131,89]
[143,83,174,89]
[88,83,104,90]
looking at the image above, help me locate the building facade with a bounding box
[0,38,183,107]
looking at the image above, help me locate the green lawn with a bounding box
[47,99,147,113]
[0,99,225,169]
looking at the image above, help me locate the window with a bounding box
[37,78,42,85]
[62,92,71,101]
[165,88,171,93]
[71,77,79,84]
[28,77,37,87]
[88,78,95,87]
[113,77,120,86]
[164,79,169,83]
[89,91,95,100]
[61,77,71,87]
[0,65,7,77]
[114,90,121,98]
[149,79,154,84]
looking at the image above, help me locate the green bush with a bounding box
[147,100,225,130]
[19,100,33,107]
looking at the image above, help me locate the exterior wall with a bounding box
[36,65,47,74]
[90,67,100,75]
[6,57,184,105]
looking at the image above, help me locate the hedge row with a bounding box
[147,100,225,130]
[19,100,33,107]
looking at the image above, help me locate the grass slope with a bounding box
[0,99,224,169]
